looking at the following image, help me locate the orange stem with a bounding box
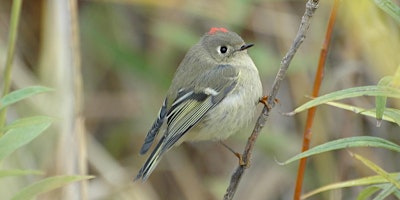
[293,0,340,199]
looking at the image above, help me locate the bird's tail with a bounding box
[135,136,166,181]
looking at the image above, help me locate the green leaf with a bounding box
[324,101,400,126]
[349,152,400,189]
[0,86,53,110]
[282,136,400,165]
[373,0,400,24]
[372,184,399,200]
[289,85,400,115]
[378,108,400,126]
[0,116,53,161]
[0,169,43,178]
[11,175,94,200]
[375,77,392,125]
[301,173,400,199]
[357,186,382,200]
[0,116,55,133]
[358,183,400,200]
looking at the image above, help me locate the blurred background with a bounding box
[0,0,399,199]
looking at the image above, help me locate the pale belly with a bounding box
[189,82,262,141]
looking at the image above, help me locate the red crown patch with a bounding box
[208,27,229,35]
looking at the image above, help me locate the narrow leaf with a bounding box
[375,77,392,126]
[357,186,381,200]
[11,175,94,200]
[0,86,53,110]
[301,173,400,199]
[289,85,400,115]
[373,0,400,24]
[349,152,400,189]
[282,136,400,165]
[379,108,400,126]
[324,101,400,126]
[372,184,398,200]
[0,116,53,161]
[0,169,43,178]
[0,116,54,133]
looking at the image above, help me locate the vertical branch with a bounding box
[0,0,23,134]
[293,0,339,199]
[38,0,86,199]
[68,0,88,199]
[223,1,320,199]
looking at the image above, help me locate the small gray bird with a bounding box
[136,27,262,181]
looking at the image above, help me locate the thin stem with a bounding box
[68,0,88,199]
[293,0,340,199]
[0,0,23,134]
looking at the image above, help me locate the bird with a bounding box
[135,27,262,181]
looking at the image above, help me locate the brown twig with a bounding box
[223,1,320,199]
[293,0,339,199]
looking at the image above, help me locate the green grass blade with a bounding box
[290,85,400,115]
[11,175,94,200]
[372,184,398,200]
[379,108,400,126]
[373,0,400,24]
[0,169,43,178]
[324,101,400,126]
[395,189,400,198]
[349,152,400,189]
[0,116,53,161]
[0,116,55,133]
[301,173,400,199]
[375,77,392,125]
[357,186,381,200]
[282,136,400,165]
[0,86,53,110]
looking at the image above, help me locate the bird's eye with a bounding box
[219,46,228,54]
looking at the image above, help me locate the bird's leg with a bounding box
[220,141,248,167]
[259,96,279,111]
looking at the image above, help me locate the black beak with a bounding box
[240,43,254,51]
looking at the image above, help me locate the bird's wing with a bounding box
[139,99,168,155]
[136,64,239,180]
[162,64,239,150]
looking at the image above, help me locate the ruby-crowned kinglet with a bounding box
[135,27,262,181]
